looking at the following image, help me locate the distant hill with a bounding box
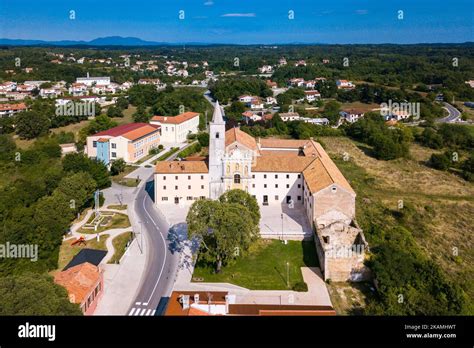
[0,36,173,47]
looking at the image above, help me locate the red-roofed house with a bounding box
[54,262,103,315]
[86,123,161,164]
[150,111,200,143]
[0,103,28,117]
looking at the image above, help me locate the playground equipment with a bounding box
[71,236,86,246]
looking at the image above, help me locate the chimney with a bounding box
[194,293,199,304]
[180,295,190,310]
[225,295,229,314]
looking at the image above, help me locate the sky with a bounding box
[0,0,473,44]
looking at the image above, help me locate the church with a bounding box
[154,102,370,281]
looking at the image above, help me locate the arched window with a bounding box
[235,163,240,171]
[234,174,241,184]
[226,165,230,174]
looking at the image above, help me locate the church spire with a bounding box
[211,100,225,125]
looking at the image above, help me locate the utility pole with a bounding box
[286,262,290,289]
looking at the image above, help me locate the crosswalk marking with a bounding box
[128,307,157,316]
[143,302,148,306]
[135,302,141,305]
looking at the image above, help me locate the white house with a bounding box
[150,112,200,144]
[340,109,365,123]
[336,80,355,90]
[76,73,111,87]
[304,90,321,102]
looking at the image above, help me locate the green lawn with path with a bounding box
[108,232,134,264]
[192,239,319,290]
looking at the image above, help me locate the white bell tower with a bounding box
[209,101,226,199]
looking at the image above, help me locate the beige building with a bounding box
[154,102,369,282]
[150,112,200,144]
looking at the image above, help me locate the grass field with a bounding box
[320,136,474,303]
[192,239,319,290]
[112,165,140,187]
[57,234,109,270]
[108,232,134,264]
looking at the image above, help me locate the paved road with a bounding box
[126,174,180,316]
[437,102,461,123]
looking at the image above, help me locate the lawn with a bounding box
[192,239,319,290]
[107,204,127,210]
[152,147,179,164]
[112,165,141,187]
[108,232,134,264]
[57,234,109,270]
[77,212,131,234]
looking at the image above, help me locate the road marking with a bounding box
[129,308,136,316]
[146,309,152,316]
[134,308,141,316]
[135,302,141,306]
[151,310,156,316]
[142,194,168,304]
[140,308,147,316]
[143,302,148,306]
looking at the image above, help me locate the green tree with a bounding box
[110,158,126,176]
[15,111,50,139]
[133,104,150,123]
[428,152,451,171]
[197,132,210,147]
[0,134,16,161]
[116,96,129,110]
[0,273,82,315]
[187,199,259,272]
[107,106,124,118]
[62,154,111,188]
[219,189,260,226]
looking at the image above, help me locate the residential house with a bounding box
[150,112,200,144]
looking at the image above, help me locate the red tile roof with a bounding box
[151,112,199,125]
[93,123,159,141]
[0,103,27,111]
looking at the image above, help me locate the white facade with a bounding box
[208,101,226,199]
[150,112,200,144]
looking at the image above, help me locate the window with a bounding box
[298,184,301,188]
[201,185,204,189]
[297,196,302,201]
[275,174,278,179]
[286,174,290,179]
[187,196,193,201]
[188,185,191,189]
[175,186,178,190]
[234,174,241,184]
[188,175,191,180]
[275,184,278,188]
[252,174,255,179]
[275,195,279,201]
[264,174,267,179]
[93,141,97,148]
[264,184,267,188]
[163,186,166,190]
[216,132,220,139]
[331,186,337,193]
[111,143,116,149]
[252,184,255,188]
[111,152,116,158]
[286,184,289,188]
[201,175,204,180]
[298,174,301,179]
[175,176,178,180]
[163,176,166,180]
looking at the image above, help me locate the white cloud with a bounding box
[204,1,214,5]
[221,13,256,18]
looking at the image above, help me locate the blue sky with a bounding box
[0,0,472,44]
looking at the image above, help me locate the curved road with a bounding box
[438,102,461,123]
[126,173,180,316]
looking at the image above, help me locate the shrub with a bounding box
[292,282,308,292]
